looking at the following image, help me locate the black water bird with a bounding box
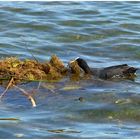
[75,58,138,80]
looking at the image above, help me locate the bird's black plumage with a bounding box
[76,58,138,79]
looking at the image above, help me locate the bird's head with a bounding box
[75,57,91,74]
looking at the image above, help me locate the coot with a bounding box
[75,58,138,79]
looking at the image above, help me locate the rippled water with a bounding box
[0,1,140,138]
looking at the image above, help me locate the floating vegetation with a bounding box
[47,129,81,134]
[0,118,20,121]
[115,98,132,105]
[62,85,81,91]
[14,133,24,138]
[0,55,85,107]
[41,83,56,93]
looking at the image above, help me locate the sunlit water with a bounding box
[0,2,140,138]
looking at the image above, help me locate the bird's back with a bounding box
[75,58,138,80]
[92,64,137,79]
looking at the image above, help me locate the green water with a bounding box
[0,1,140,138]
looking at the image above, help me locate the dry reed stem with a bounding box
[37,81,41,90]
[0,77,14,99]
[13,85,36,107]
[0,118,20,121]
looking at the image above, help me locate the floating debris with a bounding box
[48,129,81,134]
[0,77,14,99]
[14,85,37,107]
[14,133,24,138]
[108,116,113,120]
[41,83,56,93]
[115,98,132,105]
[62,85,81,91]
[0,118,20,121]
[48,129,65,133]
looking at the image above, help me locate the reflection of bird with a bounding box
[75,58,138,80]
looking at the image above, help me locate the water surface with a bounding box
[0,2,140,138]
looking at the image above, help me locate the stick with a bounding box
[0,118,20,121]
[0,77,14,99]
[25,46,39,63]
[13,85,36,107]
[37,81,41,90]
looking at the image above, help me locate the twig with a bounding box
[0,118,20,121]
[0,77,14,99]
[41,83,55,94]
[13,85,36,107]
[25,45,39,63]
[37,81,41,90]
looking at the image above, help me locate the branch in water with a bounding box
[13,85,37,107]
[0,77,14,99]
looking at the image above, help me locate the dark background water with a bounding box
[0,1,140,138]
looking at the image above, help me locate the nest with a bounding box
[0,55,69,84]
[0,55,86,107]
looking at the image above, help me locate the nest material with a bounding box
[0,55,70,84]
[0,55,88,107]
[68,60,81,75]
